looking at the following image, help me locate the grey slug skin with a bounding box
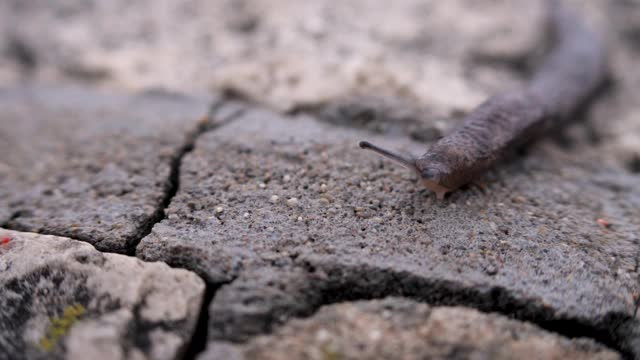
[416,0,607,193]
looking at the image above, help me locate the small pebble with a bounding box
[316,329,330,342]
[287,197,299,207]
[368,329,382,341]
[283,174,291,182]
[297,216,303,222]
[259,183,267,189]
[270,195,280,203]
[243,212,250,218]
[319,183,328,193]
[513,196,527,204]
[319,198,330,206]
[215,206,224,214]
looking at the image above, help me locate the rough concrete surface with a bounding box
[0,228,205,360]
[1,0,639,359]
[200,298,620,360]
[0,84,209,252]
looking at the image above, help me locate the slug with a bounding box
[359,0,607,199]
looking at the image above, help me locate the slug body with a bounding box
[360,0,607,199]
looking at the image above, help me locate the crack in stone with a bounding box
[1,210,19,229]
[1,96,245,257]
[120,122,207,256]
[124,97,248,256]
[182,281,232,360]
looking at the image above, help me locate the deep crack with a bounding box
[121,117,208,256]
[2,96,243,257]
[182,281,231,360]
[125,96,248,256]
[208,262,637,359]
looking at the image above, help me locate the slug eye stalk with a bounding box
[358,141,417,171]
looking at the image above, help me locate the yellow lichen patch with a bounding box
[39,303,87,352]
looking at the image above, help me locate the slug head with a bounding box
[359,141,454,199]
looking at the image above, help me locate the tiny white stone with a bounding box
[259,183,266,189]
[316,329,330,342]
[243,212,250,218]
[270,195,280,203]
[287,197,299,207]
[283,174,291,182]
[215,206,224,214]
[297,216,303,222]
[319,183,328,192]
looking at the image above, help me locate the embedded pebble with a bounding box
[287,198,299,207]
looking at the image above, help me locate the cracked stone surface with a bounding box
[0,84,209,252]
[0,228,205,360]
[200,298,620,360]
[137,103,640,355]
[1,0,640,359]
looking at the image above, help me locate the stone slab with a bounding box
[200,298,620,360]
[0,228,205,360]
[0,84,210,252]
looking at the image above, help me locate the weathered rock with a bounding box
[207,267,323,342]
[0,228,205,360]
[137,104,640,354]
[199,298,620,360]
[0,84,210,252]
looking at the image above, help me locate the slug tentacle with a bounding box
[358,141,417,170]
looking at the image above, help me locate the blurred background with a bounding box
[0,0,638,171]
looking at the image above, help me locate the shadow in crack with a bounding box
[207,261,637,359]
